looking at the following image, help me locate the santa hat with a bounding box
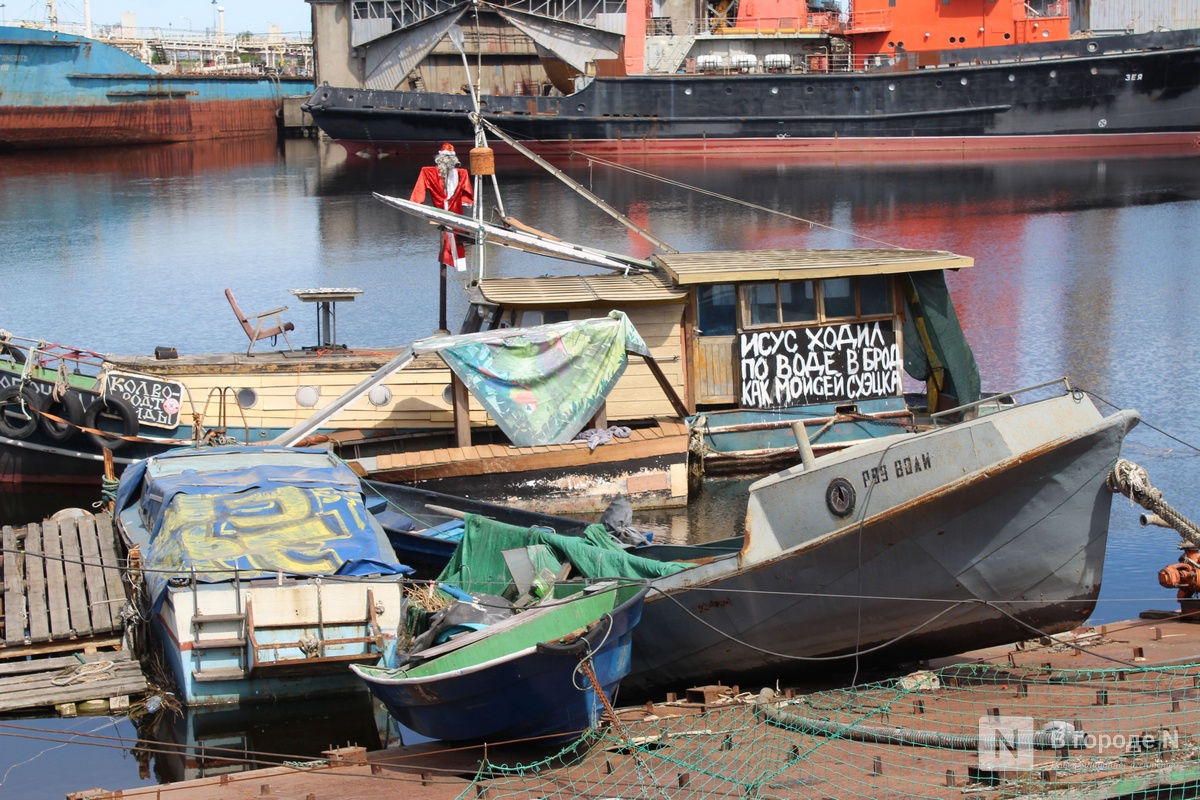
[438,143,455,155]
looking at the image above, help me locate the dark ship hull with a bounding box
[305,28,1200,156]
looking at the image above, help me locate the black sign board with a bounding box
[104,372,185,429]
[739,321,900,409]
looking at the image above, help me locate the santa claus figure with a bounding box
[410,142,474,271]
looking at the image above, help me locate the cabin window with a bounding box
[740,276,893,329]
[822,278,855,318]
[859,275,891,315]
[516,308,570,327]
[780,281,817,322]
[747,283,779,326]
[697,285,738,336]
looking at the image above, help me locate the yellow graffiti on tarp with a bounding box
[152,485,371,576]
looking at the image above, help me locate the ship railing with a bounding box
[650,12,843,38]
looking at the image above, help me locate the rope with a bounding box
[1107,458,1200,544]
[50,660,115,686]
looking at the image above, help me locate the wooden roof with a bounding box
[653,248,974,285]
[477,272,689,308]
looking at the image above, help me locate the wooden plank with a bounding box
[94,515,128,624]
[2,525,24,645]
[76,516,114,632]
[23,524,50,643]
[40,520,72,639]
[57,518,93,638]
[0,635,123,662]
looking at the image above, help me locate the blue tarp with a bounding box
[116,446,411,610]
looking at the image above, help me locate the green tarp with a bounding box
[437,514,687,596]
[902,272,981,410]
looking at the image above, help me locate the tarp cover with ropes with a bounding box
[114,445,411,611]
[413,310,650,447]
[437,513,687,596]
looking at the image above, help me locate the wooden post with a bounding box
[438,263,449,334]
[451,373,471,448]
[588,401,607,430]
[102,448,115,515]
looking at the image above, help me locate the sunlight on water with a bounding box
[3,138,1200,796]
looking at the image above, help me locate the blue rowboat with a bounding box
[352,582,648,744]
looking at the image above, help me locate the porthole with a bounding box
[960,77,968,85]
[888,41,895,48]
[1087,41,1098,51]
[1008,74,1015,82]
[826,478,856,518]
[1090,67,1098,75]
[771,86,778,94]
[684,87,692,95]
[725,86,733,94]
[853,85,861,93]
[935,79,943,88]
[805,85,814,93]
[236,388,257,409]
[442,385,453,405]
[296,386,321,408]
[368,385,393,407]
[958,36,965,43]
[888,83,895,91]
[1049,69,1057,78]
[1004,32,1011,39]
[577,103,585,111]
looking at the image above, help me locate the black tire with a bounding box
[0,385,44,440]
[83,394,139,452]
[40,389,85,444]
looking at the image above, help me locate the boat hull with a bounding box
[305,28,1200,155]
[623,392,1139,695]
[0,25,311,150]
[355,589,645,743]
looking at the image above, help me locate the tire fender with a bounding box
[0,385,44,440]
[41,389,85,444]
[83,394,139,451]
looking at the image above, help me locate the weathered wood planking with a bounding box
[23,524,50,642]
[76,516,114,631]
[58,517,93,637]
[0,650,146,713]
[94,515,128,624]
[2,525,21,645]
[40,520,72,638]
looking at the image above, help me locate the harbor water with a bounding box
[1,136,1199,797]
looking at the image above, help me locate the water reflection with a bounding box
[137,693,384,784]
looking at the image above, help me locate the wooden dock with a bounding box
[0,512,146,713]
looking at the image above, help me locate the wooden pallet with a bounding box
[0,648,146,714]
[1,513,128,660]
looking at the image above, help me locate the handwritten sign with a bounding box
[739,321,900,409]
[105,372,185,430]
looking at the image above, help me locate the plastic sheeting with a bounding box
[115,446,410,610]
[413,311,651,446]
[902,272,981,410]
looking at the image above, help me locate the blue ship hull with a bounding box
[0,25,312,149]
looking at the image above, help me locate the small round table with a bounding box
[289,288,363,348]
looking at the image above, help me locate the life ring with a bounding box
[40,389,85,444]
[0,385,44,440]
[83,394,139,451]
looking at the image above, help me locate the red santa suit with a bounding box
[411,148,474,271]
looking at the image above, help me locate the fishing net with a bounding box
[460,660,1200,799]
